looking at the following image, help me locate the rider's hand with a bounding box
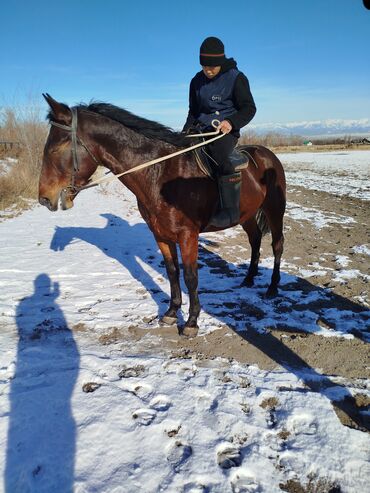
[218,120,233,134]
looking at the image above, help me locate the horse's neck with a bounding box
[93,122,177,204]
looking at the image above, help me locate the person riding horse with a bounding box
[182,36,256,228]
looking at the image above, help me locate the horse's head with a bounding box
[39,94,99,211]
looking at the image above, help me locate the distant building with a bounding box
[350,137,370,145]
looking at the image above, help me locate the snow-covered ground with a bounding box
[277,150,370,200]
[0,158,17,177]
[1,151,370,492]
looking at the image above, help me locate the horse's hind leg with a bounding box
[241,216,262,287]
[157,240,182,325]
[263,206,285,297]
[268,227,284,297]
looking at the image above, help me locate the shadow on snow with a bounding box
[5,274,79,492]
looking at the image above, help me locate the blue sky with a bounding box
[1,0,369,129]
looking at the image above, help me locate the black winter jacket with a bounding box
[182,58,256,137]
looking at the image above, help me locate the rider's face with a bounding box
[202,66,221,79]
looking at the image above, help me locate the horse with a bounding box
[39,94,286,337]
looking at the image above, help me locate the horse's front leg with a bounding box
[179,232,200,338]
[156,239,182,325]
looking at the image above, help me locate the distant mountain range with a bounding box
[248,118,370,137]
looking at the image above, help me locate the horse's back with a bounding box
[238,144,286,190]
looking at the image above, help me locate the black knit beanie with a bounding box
[199,37,226,66]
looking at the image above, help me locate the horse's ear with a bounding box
[42,93,71,125]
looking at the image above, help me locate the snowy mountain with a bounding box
[248,118,370,137]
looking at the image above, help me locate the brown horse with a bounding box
[39,94,286,337]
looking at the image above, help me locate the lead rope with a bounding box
[79,121,225,191]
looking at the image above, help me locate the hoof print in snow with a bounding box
[183,481,208,492]
[82,382,101,393]
[287,413,318,436]
[32,465,42,477]
[240,402,251,415]
[260,397,279,428]
[217,443,242,469]
[132,408,156,425]
[266,410,278,428]
[231,432,249,446]
[230,469,260,492]
[166,440,192,471]
[119,364,145,378]
[165,424,182,438]
[150,395,172,411]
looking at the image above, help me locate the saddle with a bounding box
[193,144,257,179]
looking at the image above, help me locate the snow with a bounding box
[352,244,370,256]
[286,201,356,229]
[0,158,17,177]
[1,154,370,491]
[277,150,370,200]
[2,340,369,492]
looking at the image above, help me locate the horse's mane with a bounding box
[79,102,187,147]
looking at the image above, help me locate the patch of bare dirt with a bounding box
[279,476,341,493]
[332,393,370,432]
[115,324,369,380]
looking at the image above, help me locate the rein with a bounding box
[50,109,225,194]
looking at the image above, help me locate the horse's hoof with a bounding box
[241,278,254,288]
[182,325,199,338]
[160,315,178,326]
[265,287,278,298]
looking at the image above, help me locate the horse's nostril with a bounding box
[39,196,57,211]
[39,197,51,207]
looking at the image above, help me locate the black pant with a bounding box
[206,134,238,175]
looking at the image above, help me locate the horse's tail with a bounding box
[256,209,270,236]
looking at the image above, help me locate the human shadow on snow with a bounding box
[5,274,79,492]
[49,213,369,432]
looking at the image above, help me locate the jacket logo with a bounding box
[211,95,222,102]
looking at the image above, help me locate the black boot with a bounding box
[208,172,241,228]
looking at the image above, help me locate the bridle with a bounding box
[50,107,101,195]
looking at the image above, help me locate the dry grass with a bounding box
[0,99,48,211]
[239,129,304,147]
[269,143,370,154]
[239,129,370,153]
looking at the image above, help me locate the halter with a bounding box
[50,107,101,194]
